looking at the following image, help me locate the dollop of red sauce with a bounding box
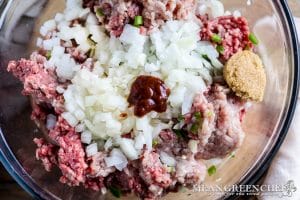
[128,75,170,117]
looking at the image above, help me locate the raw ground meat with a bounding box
[157,130,189,156]
[7,52,59,105]
[86,152,115,178]
[175,156,206,186]
[57,131,88,186]
[139,150,172,187]
[33,138,58,172]
[85,0,196,37]
[7,52,64,114]
[200,15,253,61]
[190,84,246,159]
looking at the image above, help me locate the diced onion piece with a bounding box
[118,138,139,160]
[104,138,113,151]
[86,143,98,157]
[81,130,92,144]
[105,148,128,171]
[160,151,176,167]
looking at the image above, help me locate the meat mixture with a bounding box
[6,0,266,199]
[84,0,196,36]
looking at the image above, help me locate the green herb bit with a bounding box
[190,123,199,134]
[206,111,213,117]
[152,139,159,147]
[194,112,202,121]
[208,165,217,176]
[202,54,210,62]
[229,152,235,158]
[173,129,184,138]
[87,35,97,46]
[211,34,222,43]
[216,45,224,54]
[133,15,143,27]
[167,166,175,173]
[249,33,259,45]
[89,47,96,57]
[173,129,189,140]
[96,8,104,17]
[109,186,122,198]
[178,114,185,121]
[45,51,51,60]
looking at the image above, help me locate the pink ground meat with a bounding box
[86,152,115,178]
[57,131,88,186]
[189,84,246,159]
[33,138,58,172]
[139,150,172,188]
[85,0,196,37]
[200,15,253,61]
[7,52,58,105]
[7,52,64,114]
[175,156,206,186]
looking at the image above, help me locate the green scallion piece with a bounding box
[190,123,199,134]
[87,35,97,46]
[152,139,159,147]
[211,34,222,43]
[96,8,104,17]
[194,112,202,121]
[202,54,210,62]
[133,15,143,27]
[249,33,259,45]
[89,47,96,57]
[45,51,51,60]
[109,186,122,198]
[230,152,235,158]
[173,129,184,138]
[178,114,185,121]
[206,111,213,117]
[208,165,217,176]
[216,45,224,54]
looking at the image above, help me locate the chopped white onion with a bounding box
[81,130,92,144]
[160,151,176,167]
[104,138,113,151]
[105,148,128,171]
[118,138,139,160]
[86,143,98,157]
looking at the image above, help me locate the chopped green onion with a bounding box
[173,129,188,139]
[230,152,235,158]
[211,34,222,43]
[87,35,97,46]
[109,186,122,198]
[133,15,143,27]
[202,54,210,62]
[89,47,96,57]
[208,165,217,176]
[178,114,185,121]
[167,166,175,173]
[206,111,213,117]
[45,51,51,60]
[152,139,159,147]
[194,112,202,121]
[96,8,104,17]
[190,123,199,134]
[216,45,224,54]
[249,33,259,45]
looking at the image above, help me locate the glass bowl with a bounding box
[0,0,299,199]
